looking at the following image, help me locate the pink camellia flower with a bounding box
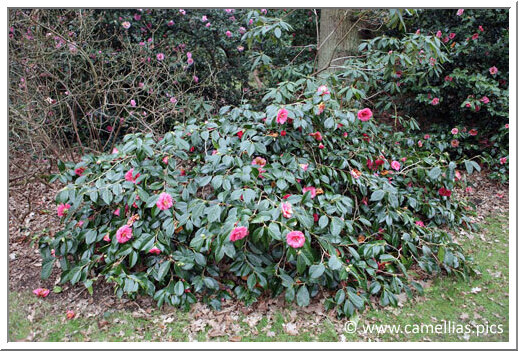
[162,156,169,164]
[179,9,186,15]
[309,131,323,141]
[134,13,141,21]
[122,21,131,29]
[424,134,430,140]
[33,288,50,298]
[468,129,478,136]
[391,160,401,171]
[149,247,161,254]
[451,128,459,135]
[313,213,319,222]
[479,25,484,32]
[230,226,248,242]
[77,220,84,227]
[451,139,460,147]
[431,97,439,105]
[436,30,442,38]
[112,147,119,154]
[505,124,509,129]
[472,33,479,40]
[239,26,246,34]
[116,225,133,244]
[489,66,498,75]
[357,108,373,122]
[276,108,289,124]
[75,167,85,176]
[103,234,111,242]
[317,85,329,95]
[299,163,309,171]
[124,168,140,183]
[57,203,71,217]
[500,157,507,165]
[343,132,348,137]
[415,221,425,227]
[205,22,211,28]
[281,202,293,219]
[156,192,173,211]
[225,30,232,38]
[302,186,317,198]
[465,103,471,108]
[480,96,489,104]
[130,99,136,107]
[455,170,462,181]
[449,33,456,40]
[350,169,361,179]
[106,126,113,132]
[251,157,267,167]
[201,15,208,22]
[465,186,473,194]
[237,45,244,52]
[66,310,75,320]
[418,140,423,148]
[286,231,305,249]
[157,53,165,61]
[113,208,120,216]
[318,143,324,149]
[187,57,194,65]
[456,9,464,16]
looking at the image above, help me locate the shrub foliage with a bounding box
[39,84,476,317]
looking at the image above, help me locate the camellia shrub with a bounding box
[39,84,475,317]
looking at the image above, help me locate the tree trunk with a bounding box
[317,9,362,74]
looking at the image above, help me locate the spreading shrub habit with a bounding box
[38,83,477,317]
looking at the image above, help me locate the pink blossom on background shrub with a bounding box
[116,225,133,244]
[357,108,372,121]
[489,66,498,75]
[103,234,111,242]
[149,247,161,254]
[33,288,50,298]
[451,128,459,135]
[456,9,464,16]
[251,157,267,167]
[500,157,507,164]
[415,221,425,227]
[156,53,165,61]
[286,231,305,248]
[431,97,439,105]
[318,143,324,149]
[276,108,288,124]
[317,85,329,95]
[302,186,317,198]
[435,30,442,38]
[112,147,118,154]
[391,160,401,171]
[225,30,232,38]
[125,168,140,183]
[451,139,460,147]
[465,186,473,194]
[57,203,71,217]
[130,99,136,107]
[299,163,309,171]
[468,129,478,136]
[230,226,248,242]
[75,167,85,176]
[121,21,131,29]
[201,15,207,22]
[156,192,173,210]
[480,96,489,104]
[281,202,293,219]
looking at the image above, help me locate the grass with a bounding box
[9,214,509,342]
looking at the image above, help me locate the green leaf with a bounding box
[207,205,221,222]
[41,258,55,280]
[157,261,171,282]
[309,264,325,279]
[370,190,385,202]
[330,217,344,236]
[174,281,185,296]
[428,167,441,179]
[328,255,342,270]
[101,189,113,205]
[296,285,310,307]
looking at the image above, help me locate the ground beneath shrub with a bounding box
[8,152,509,342]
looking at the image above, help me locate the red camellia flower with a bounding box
[357,108,373,122]
[313,213,319,222]
[309,131,323,141]
[75,167,86,176]
[438,187,452,197]
[236,130,244,139]
[468,129,478,136]
[280,130,286,136]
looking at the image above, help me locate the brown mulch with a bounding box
[8,150,509,340]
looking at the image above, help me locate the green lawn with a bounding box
[9,214,509,342]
